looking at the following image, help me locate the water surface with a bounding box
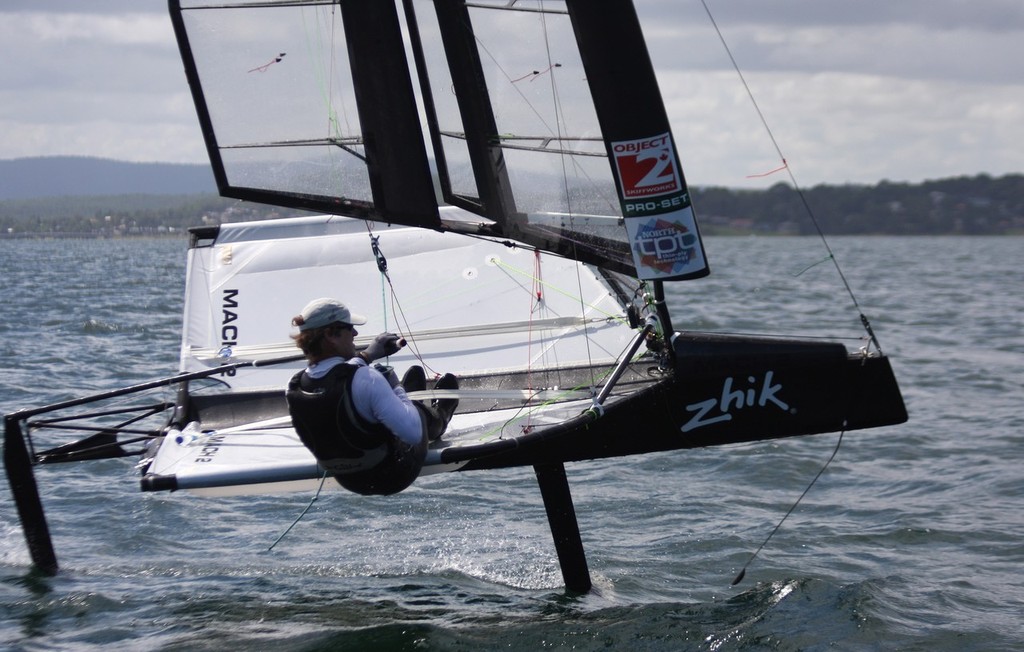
[2,235,1022,650]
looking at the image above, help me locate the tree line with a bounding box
[691,174,1024,235]
[0,195,295,238]
[2,173,1022,238]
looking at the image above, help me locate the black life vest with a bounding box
[286,362,426,495]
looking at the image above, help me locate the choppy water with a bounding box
[1,235,1022,651]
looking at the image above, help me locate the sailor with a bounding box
[285,298,458,495]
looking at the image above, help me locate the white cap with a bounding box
[295,298,367,331]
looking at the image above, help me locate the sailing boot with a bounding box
[400,365,426,393]
[431,373,460,435]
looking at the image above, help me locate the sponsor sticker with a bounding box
[624,206,706,279]
[612,132,681,199]
[612,131,709,280]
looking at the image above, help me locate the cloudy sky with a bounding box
[1,0,1021,188]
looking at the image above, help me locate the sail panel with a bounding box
[170,0,440,226]
[179,214,636,392]
[416,0,638,274]
[171,0,709,275]
[425,0,518,222]
[217,143,370,204]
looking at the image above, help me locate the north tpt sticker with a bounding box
[624,208,706,279]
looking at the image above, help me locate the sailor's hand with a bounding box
[363,332,404,362]
[373,364,399,388]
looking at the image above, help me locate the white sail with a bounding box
[179,212,635,388]
[145,210,643,494]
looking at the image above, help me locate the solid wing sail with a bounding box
[169,0,710,280]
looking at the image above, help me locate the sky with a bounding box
[1,0,1021,188]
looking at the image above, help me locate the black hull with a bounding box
[4,331,906,582]
[453,332,907,471]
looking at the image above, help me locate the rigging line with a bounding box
[319,3,342,139]
[267,470,329,552]
[521,250,542,430]
[699,0,883,354]
[391,288,441,377]
[732,346,882,584]
[489,257,626,323]
[731,430,846,586]
[302,4,349,151]
[522,250,571,411]
[793,254,834,278]
[324,3,354,138]
[361,225,439,376]
[373,235,391,333]
[537,1,598,387]
[325,4,341,138]
[492,361,623,440]
[536,2,615,217]
[469,27,559,141]
[466,1,613,206]
[535,5,586,392]
[302,8,330,135]
[511,62,561,83]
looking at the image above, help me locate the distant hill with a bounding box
[0,156,216,200]
[1,156,1022,236]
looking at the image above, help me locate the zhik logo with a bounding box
[680,371,790,433]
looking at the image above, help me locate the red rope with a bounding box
[521,251,546,431]
[746,158,788,178]
[248,52,286,74]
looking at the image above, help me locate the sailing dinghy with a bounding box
[5,0,906,592]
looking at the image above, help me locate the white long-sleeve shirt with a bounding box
[304,356,423,446]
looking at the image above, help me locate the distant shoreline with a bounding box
[0,231,189,241]
[2,157,1022,236]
